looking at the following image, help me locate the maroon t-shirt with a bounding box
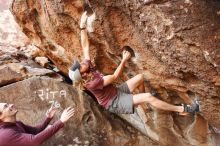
[83,59,117,107]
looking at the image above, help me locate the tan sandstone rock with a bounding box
[8,0,220,145]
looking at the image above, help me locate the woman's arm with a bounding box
[103,60,125,86]
[80,12,90,60]
[81,29,90,60]
[103,51,131,86]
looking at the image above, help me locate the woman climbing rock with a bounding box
[68,11,199,114]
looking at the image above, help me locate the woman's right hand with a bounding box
[60,107,75,123]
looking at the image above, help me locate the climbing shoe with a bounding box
[183,99,200,114]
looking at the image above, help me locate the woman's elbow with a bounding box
[112,74,118,80]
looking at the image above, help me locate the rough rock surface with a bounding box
[8,0,220,145]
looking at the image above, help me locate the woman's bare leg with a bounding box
[126,74,186,113]
[126,74,145,93]
[133,93,184,113]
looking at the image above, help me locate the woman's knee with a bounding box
[136,74,144,82]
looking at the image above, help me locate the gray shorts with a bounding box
[106,83,134,114]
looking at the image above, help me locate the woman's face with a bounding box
[80,62,89,74]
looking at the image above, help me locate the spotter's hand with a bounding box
[46,103,58,118]
[60,107,75,123]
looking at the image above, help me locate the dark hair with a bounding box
[122,46,135,57]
